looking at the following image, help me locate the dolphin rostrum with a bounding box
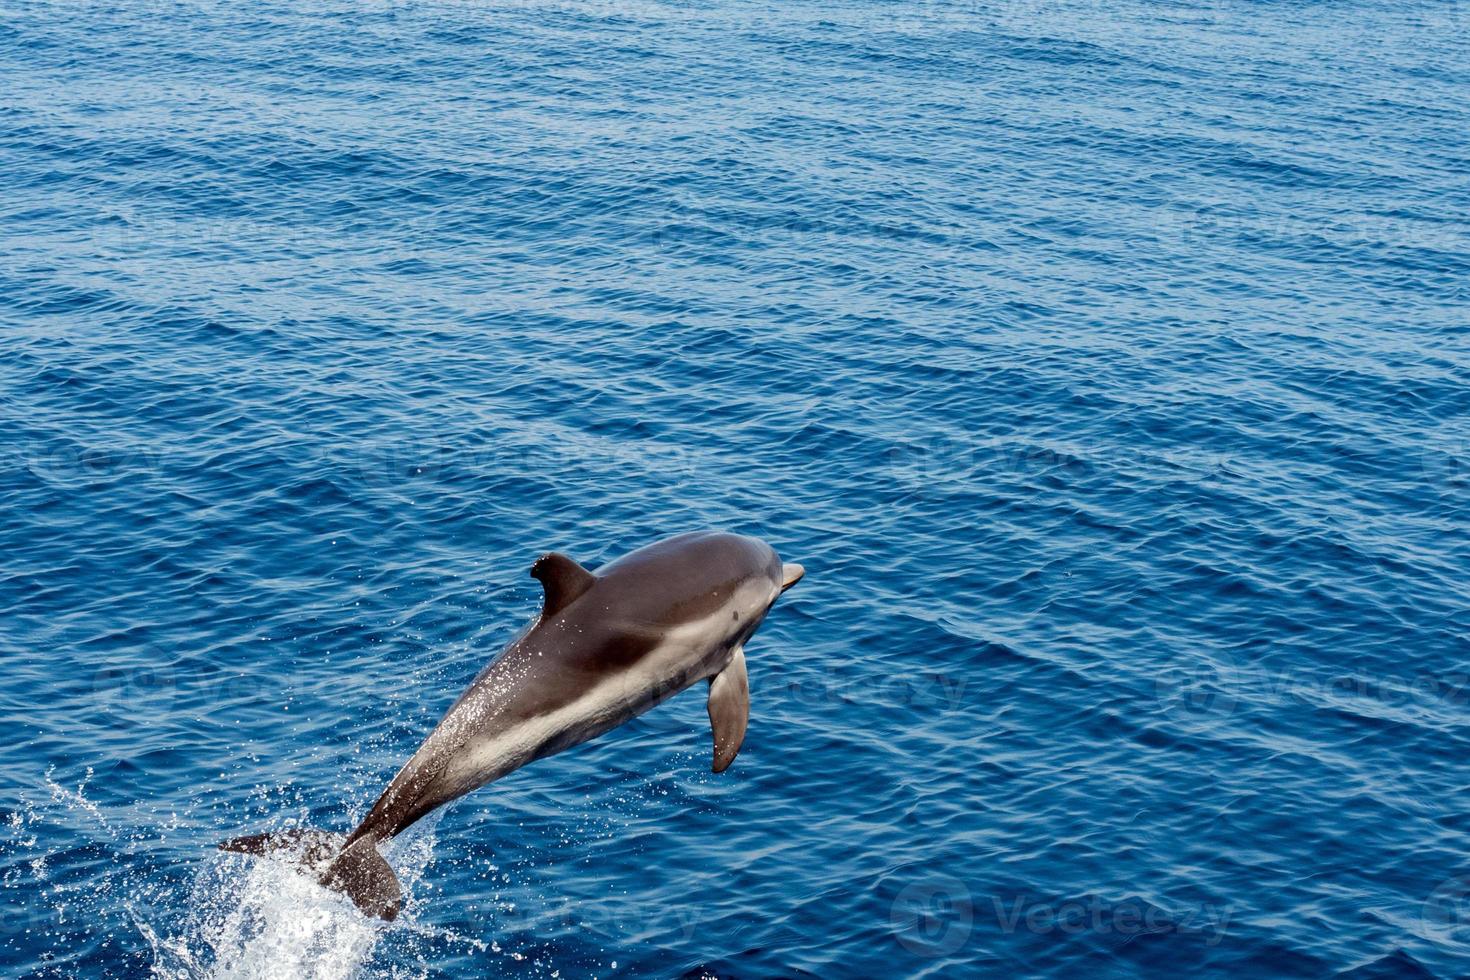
[221,531,804,920]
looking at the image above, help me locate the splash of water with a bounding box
[138,817,447,980]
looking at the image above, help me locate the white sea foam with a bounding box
[140,818,448,980]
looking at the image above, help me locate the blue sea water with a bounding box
[2,0,1468,975]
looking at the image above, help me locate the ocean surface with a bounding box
[2,0,1468,976]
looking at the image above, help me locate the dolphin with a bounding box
[221,530,804,920]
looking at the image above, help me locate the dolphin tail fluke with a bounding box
[219,829,402,921]
[320,836,403,921]
[219,827,341,865]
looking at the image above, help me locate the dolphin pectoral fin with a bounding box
[531,552,596,618]
[707,647,749,773]
[320,836,403,922]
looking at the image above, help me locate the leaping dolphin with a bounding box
[221,531,804,920]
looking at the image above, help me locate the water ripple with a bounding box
[2,0,1468,976]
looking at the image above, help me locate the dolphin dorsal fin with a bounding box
[530,552,595,618]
